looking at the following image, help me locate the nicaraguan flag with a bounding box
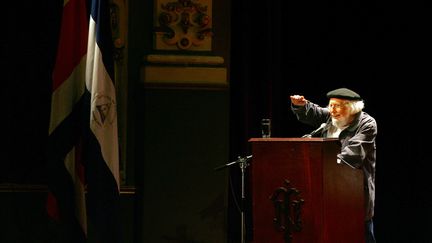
[85,0,121,240]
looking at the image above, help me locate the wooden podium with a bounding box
[249,138,365,243]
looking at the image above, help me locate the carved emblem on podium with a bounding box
[269,180,305,243]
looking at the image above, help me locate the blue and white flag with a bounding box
[85,0,121,241]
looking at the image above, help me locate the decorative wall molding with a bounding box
[145,54,224,65]
[154,0,213,50]
[142,66,227,87]
[0,183,136,195]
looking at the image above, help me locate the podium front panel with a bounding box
[249,138,364,243]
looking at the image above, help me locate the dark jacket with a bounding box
[292,101,377,220]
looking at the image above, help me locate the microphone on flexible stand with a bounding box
[302,123,327,138]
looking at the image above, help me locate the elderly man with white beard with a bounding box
[290,87,377,243]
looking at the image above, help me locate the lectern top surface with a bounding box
[248,137,338,142]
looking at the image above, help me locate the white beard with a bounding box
[332,117,350,129]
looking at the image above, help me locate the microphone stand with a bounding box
[214,155,252,243]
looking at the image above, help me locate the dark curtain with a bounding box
[229,1,432,242]
[3,1,62,183]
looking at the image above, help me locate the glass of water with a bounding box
[261,118,271,138]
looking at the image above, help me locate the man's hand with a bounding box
[290,95,307,106]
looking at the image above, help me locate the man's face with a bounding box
[328,98,352,128]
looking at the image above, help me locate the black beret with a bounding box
[326,88,362,100]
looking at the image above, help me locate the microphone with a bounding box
[214,155,253,171]
[302,123,327,138]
